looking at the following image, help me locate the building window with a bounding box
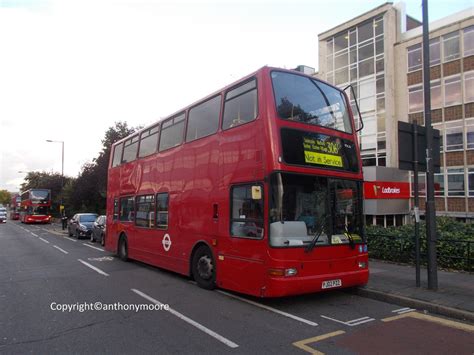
[443,31,460,62]
[468,168,474,196]
[444,75,461,106]
[223,79,258,130]
[463,26,474,56]
[156,193,169,230]
[434,172,445,196]
[431,80,442,108]
[445,123,463,151]
[358,21,374,43]
[447,168,465,196]
[409,85,423,113]
[230,184,264,239]
[466,120,474,150]
[430,38,441,66]
[407,43,422,72]
[464,71,474,103]
[334,32,349,53]
[186,95,221,142]
[119,196,135,222]
[135,195,155,228]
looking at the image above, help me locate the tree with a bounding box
[66,121,137,214]
[0,190,11,206]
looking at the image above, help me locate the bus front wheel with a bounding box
[192,245,216,290]
[118,235,129,262]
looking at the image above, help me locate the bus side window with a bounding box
[113,198,119,220]
[156,193,169,229]
[222,78,258,130]
[119,196,135,222]
[230,184,264,239]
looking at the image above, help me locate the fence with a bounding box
[366,232,473,272]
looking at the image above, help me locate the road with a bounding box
[1,221,473,354]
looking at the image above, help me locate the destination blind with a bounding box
[281,128,359,172]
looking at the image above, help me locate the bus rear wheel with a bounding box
[192,245,216,290]
[118,235,128,262]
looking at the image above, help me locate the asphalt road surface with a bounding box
[1,221,473,354]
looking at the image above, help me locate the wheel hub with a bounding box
[197,255,213,280]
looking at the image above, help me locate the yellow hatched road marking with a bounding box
[382,312,474,333]
[293,330,345,354]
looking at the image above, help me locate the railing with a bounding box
[366,232,473,272]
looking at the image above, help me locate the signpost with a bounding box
[398,121,440,288]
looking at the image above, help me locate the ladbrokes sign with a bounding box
[364,181,410,199]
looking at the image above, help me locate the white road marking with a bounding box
[131,288,239,349]
[39,237,50,244]
[64,237,77,242]
[78,259,109,276]
[82,243,105,252]
[217,290,318,326]
[53,245,69,254]
[392,307,416,315]
[31,233,38,237]
[321,315,375,327]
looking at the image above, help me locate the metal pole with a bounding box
[413,121,421,287]
[422,0,438,290]
[61,141,64,216]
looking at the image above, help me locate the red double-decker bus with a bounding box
[20,189,52,224]
[106,66,368,297]
[10,194,21,220]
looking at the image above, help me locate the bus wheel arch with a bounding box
[190,242,216,290]
[117,233,129,262]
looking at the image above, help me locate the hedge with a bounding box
[366,217,474,271]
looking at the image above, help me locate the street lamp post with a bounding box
[46,140,65,216]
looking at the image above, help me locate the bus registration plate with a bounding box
[322,279,342,289]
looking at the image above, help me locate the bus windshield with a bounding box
[271,71,352,134]
[269,173,363,248]
[30,190,50,202]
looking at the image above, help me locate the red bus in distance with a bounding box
[10,194,21,220]
[106,66,368,297]
[20,189,52,224]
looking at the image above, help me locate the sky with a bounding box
[0,0,472,192]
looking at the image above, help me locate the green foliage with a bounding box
[0,190,12,205]
[366,217,474,271]
[64,121,137,216]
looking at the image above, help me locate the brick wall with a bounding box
[469,198,474,213]
[465,103,474,118]
[430,65,441,80]
[407,70,422,86]
[463,55,474,72]
[447,197,466,212]
[432,109,443,123]
[435,197,445,211]
[444,105,463,121]
[445,151,464,166]
[409,112,424,125]
[467,151,474,165]
[443,60,461,76]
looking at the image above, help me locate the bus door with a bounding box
[217,183,266,296]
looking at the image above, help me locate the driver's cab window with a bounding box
[230,184,264,239]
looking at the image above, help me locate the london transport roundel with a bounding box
[162,234,172,252]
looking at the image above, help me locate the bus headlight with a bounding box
[268,268,298,277]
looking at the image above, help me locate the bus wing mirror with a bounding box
[251,186,262,200]
[343,84,364,133]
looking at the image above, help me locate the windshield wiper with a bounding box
[344,225,356,250]
[305,216,327,253]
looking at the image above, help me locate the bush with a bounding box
[366,217,474,271]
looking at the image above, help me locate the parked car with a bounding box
[0,207,7,223]
[91,215,106,246]
[67,213,98,239]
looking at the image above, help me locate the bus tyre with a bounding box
[118,236,129,262]
[192,245,216,290]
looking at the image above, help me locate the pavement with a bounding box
[49,222,474,323]
[354,259,474,323]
